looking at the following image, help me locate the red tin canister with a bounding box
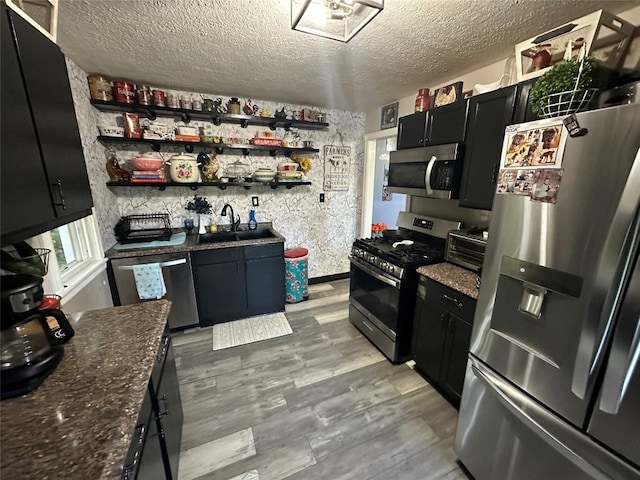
[152,89,166,107]
[113,81,135,104]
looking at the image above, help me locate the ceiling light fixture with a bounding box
[291,0,383,42]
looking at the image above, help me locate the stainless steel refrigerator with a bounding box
[455,103,640,480]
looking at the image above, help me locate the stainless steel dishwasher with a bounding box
[110,252,199,330]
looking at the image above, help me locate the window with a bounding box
[27,212,106,298]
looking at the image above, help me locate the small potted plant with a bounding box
[185,194,213,234]
[529,56,609,118]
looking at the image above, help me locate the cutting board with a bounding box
[113,232,187,250]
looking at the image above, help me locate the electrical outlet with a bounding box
[319,193,325,203]
[252,196,259,207]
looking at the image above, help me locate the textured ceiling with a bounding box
[57,0,637,112]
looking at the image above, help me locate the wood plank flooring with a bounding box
[173,279,468,480]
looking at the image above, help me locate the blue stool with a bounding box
[285,247,309,303]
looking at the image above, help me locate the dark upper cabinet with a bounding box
[458,85,518,210]
[513,79,540,124]
[1,10,57,239]
[1,8,92,246]
[397,101,468,150]
[427,100,469,145]
[398,111,429,149]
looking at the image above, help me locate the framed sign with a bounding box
[380,102,398,130]
[323,145,351,191]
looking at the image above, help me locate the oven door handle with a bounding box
[425,155,436,196]
[349,257,400,289]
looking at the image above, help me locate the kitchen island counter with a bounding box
[0,300,171,480]
[417,262,479,300]
[105,222,285,259]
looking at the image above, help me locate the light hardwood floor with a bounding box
[173,279,469,480]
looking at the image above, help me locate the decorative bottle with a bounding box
[415,88,430,112]
[248,210,257,230]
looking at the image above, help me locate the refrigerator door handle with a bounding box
[572,147,640,400]
[599,326,640,414]
[469,357,612,480]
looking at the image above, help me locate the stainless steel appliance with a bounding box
[1,274,75,399]
[445,230,486,272]
[388,143,465,198]
[110,252,199,330]
[455,104,640,479]
[349,212,460,363]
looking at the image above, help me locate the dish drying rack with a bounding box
[114,213,172,244]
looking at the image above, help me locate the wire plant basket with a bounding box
[539,88,599,119]
[1,247,51,276]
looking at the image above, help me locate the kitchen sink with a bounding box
[197,229,276,244]
[197,232,239,243]
[235,229,276,240]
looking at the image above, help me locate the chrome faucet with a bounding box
[221,203,240,231]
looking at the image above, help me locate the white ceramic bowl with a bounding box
[98,125,124,137]
[253,169,275,183]
[176,126,198,136]
[277,162,298,171]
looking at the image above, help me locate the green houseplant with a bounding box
[530,58,609,118]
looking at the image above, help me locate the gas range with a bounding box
[351,237,445,280]
[349,212,462,364]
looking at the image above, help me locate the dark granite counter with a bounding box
[0,300,171,480]
[417,263,479,300]
[105,222,285,259]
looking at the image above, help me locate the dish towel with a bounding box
[132,263,167,300]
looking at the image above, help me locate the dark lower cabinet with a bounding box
[193,241,285,326]
[1,7,92,246]
[123,336,182,480]
[152,337,183,480]
[127,389,165,480]
[439,313,473,401]
[413,276,476,407]
[193,247,246,325]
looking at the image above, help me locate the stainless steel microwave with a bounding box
[388,143,464,198]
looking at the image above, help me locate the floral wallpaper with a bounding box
[66,60,365,278]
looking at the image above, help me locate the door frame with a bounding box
[361,128,407,238]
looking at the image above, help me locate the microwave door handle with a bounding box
[425,155,436,196]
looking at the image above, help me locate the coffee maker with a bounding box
[1,274,75,399]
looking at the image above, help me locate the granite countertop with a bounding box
[0,300,171,480]
[105,222,285,259]
[417,263,479,300]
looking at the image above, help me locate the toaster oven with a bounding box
[445,230,487,272]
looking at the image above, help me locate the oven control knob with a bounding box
[380,261,387,270]
[386,265,395,274]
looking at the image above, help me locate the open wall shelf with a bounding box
[91,100,329,131]
[97,136,319,156]
[106,181,312,191]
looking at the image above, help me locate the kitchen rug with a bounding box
[212,312,292,351]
